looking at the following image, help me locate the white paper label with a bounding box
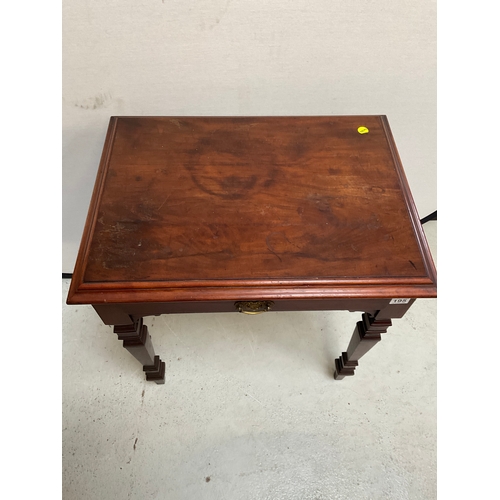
[390,298,411,304]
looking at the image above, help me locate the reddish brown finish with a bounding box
[92,298,389,326]
[66,116,436,382]
[67,116,436,305]
[333,299,415,379]
[114,318,165,384]
[333,312,393,380]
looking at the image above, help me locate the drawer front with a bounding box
[93,298,394,325]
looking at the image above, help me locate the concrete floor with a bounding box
[62,222,437,500]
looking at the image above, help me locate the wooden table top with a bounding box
[67,116,437,304]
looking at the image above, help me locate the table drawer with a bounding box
[93,298,401,325]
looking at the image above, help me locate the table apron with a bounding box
[93,298,415,325]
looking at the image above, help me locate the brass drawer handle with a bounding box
[235,301,274,315]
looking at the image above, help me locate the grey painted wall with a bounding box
[63,0,436,272]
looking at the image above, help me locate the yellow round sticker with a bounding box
[357,126,369,134]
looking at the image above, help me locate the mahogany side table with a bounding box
[66,116,437,384]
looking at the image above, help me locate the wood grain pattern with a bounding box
[67,116,437,305]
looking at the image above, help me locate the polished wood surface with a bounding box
[67,116,436,305]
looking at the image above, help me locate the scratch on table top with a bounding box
[265,234,283,263]
[156,194,171,212]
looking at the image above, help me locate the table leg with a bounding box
[113,318,165,384]
[333,312,392,380]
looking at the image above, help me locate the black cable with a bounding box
[420,210,437,225]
